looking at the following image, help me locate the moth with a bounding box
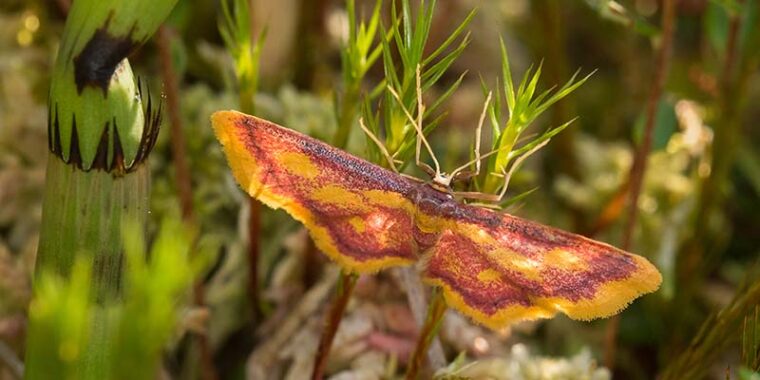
[211,110,661,330]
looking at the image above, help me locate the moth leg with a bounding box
[359,117,400,173]
[456,138,550,206]
[386,69,439,178]
[400,173,426,183]
[453,191,501,202]
[413,65,442,177]
[465,201,503,210]
[495,138,550,201]
[451,91,492,182]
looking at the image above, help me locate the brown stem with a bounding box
[247,197,262,321]
[603,0,677,369]
[158,27,195,224]
[311,270,358,380]
[239,0,263,324]
[293,0,329,90]
[157,26,217,380]
[54,0,71,15]
[405,288,447,380]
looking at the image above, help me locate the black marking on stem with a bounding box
[46,82,162,175]
[111,121,125,174]
[91,122,110,170]
[68,116,82,168]
[133,80,162,166]
[73,23,137,95]
[51,103,62,157]
[47,101,52,151]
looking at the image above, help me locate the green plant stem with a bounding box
[604,0,677,369]
[36,157,150,296]
[31,160,151,380]
[742,305,760,370]
[311,270,358,380]
[29,0,176,377]
[405,287,447,380]
[333,81,361,149]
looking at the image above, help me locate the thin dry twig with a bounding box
[604,0,677,369]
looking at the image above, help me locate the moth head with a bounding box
[430,172,453,193]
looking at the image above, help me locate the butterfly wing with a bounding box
[420,203,662,330]
[212,111,418,273]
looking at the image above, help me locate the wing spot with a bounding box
[277,151,320,180]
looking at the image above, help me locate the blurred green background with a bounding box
[0,0,759,379]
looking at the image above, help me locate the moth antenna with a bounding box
[400,173,426,183]
[390,151,403,166]
[497,138,550,200]
[466,201,502,210]
[415,65,442,177]
[416,64,442,177]
[452,144,508,181]
[387,83,437,177]
[451,91,492,179]
[359,117,400,173]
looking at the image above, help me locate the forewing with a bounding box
[421,204,662,330]
[212,110,418,273]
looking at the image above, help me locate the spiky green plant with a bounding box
[362,0,475,166]
[479,37,591,195]
[398,42,590,379]
[28,0,177,377]
[219,0,266,116]
[333,0,383,149]
[25,219,201,380]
